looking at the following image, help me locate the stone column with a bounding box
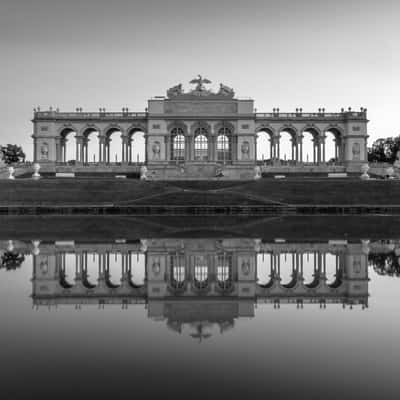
[85,141,88,163]
[210,135,216,162]
[189,135,194,161]
[269,138,273,161]
[126,137,131,163]
[76,137,84,162]
[299,135,303,162]
[291,139,295,161]
[63,141,66,163]
[121,136,127,163]
[319,135,326,163]
[276,135,281,161]
[165,136,170,162]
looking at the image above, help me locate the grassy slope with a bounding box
[0,178,399,206]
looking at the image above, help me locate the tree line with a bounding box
[368,136,400,163]
[0,144,26,164]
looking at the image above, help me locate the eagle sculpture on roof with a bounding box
[190,75,212,91]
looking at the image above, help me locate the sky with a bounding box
[0,0,399,159]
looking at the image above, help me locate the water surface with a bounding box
[1,217,400,399]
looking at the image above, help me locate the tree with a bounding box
[0,251,25,271]
[0,144,26,164]
[367,136,400,163]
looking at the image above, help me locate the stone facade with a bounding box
[31,77,369,179]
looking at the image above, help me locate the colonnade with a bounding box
[258,251,341,286]
[257,131,343,163]
[58,132,145,163]
[56,251,145,287]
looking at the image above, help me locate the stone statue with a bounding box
[241,141,250,160]
[32,163,41,180]
[352,142,360,160]
[167,83,183,98]
[140,239,148,252]
[40,143,49,160]
[218,83,235,97]
[32,240,41,256]
[360,163,370,180]
[140,165,148,180]
[151,259,161,276]
[254,165,261,180]
[190,75,211,92]
[241,260,251,276]
[8,166,15,180]
[152,142,161,160]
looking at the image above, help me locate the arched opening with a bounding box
[194,255,208,290]
[128,252,145,287]
[257,252,274,287]
[170,253,185,290]
[326,253,342,287]
[279,130,296,163]
[105,252,121,288]
[217,127,232,163]
[128,130,146,163]
[105,129,123,163]
[194,129,208,161]
[325,128,343,164]
[302,252,320,288]
[60,129,77,163]
[256,130,273,162]
[83,252,99,287]
[279,253,297,288]
[83,129,100,163]
[216,253,232,290]
[302,130,317,164]
[171,128,185,161]
[59,253,75,288]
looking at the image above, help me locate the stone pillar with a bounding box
[76,137,84,162]
[122,136,127,163]
[209,135,215,162]
[55,138,61,162]
[185,135,190,161]
[126,138,131,163]
[299,135,303,162]
[63,141,66,162]
[189,135,195,161]
[291,140,295,161]
[85,141,88,163]
[165,136,170,162]
[320,135,326,163]
[313,139,317,164]
[98,137,103,163]
[277,135,281,161]
[269,138,273,161]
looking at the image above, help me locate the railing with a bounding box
[34,111,147,120]
[34,110,366,120]
[255,112,366,119]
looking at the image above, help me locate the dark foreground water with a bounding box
[1,216,400,400]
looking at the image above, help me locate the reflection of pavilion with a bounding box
[1,237,371,335]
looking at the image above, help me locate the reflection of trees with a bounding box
[369,253,400,277]
[0,251,25,271]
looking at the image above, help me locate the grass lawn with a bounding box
[0,178,399,206]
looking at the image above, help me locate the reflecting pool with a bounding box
[1,217,400,399]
